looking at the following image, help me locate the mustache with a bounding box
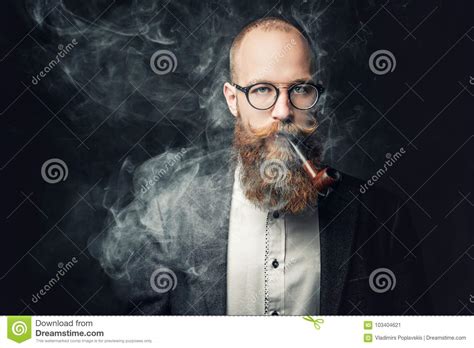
[246,119,318,139]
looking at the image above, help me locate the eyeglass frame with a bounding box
[232,81,325,110]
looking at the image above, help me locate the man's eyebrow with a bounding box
[248,78,314,85]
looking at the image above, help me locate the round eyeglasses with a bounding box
[232,82,324,110]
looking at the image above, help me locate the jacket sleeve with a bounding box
[343,187,433,314]
[125,197,175,315]
[383,197,433,314]
[105,199,173,315]
[100,173,175,315]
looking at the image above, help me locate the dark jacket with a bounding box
[108,147,431,315]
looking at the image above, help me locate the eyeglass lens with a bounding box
[247,83,319,110]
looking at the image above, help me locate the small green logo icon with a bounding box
[302,315,324,330]
[364,333,373,343]
[7,316,32,343]
[364,320,373,330]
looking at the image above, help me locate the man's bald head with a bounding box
[229,17,314,82]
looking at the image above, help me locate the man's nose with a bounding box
[271,91,293,122]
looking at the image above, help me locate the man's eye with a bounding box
[293,86,308,94]
[252,87,271,94]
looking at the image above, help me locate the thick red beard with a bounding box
[232,117,322,214]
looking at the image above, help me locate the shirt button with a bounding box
[271,311,279,315]
[272,259,279,268]
[272,211,280,219]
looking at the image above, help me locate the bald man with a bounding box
[115,17,431,315]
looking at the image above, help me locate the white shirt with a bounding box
[227,165,321,315]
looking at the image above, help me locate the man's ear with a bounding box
[223,82,238,117]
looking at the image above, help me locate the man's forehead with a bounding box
[234,28,313,84]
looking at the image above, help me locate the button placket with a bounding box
[265,212,285,315]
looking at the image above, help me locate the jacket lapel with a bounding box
[193,152,235,315]
[318,177,358,314]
